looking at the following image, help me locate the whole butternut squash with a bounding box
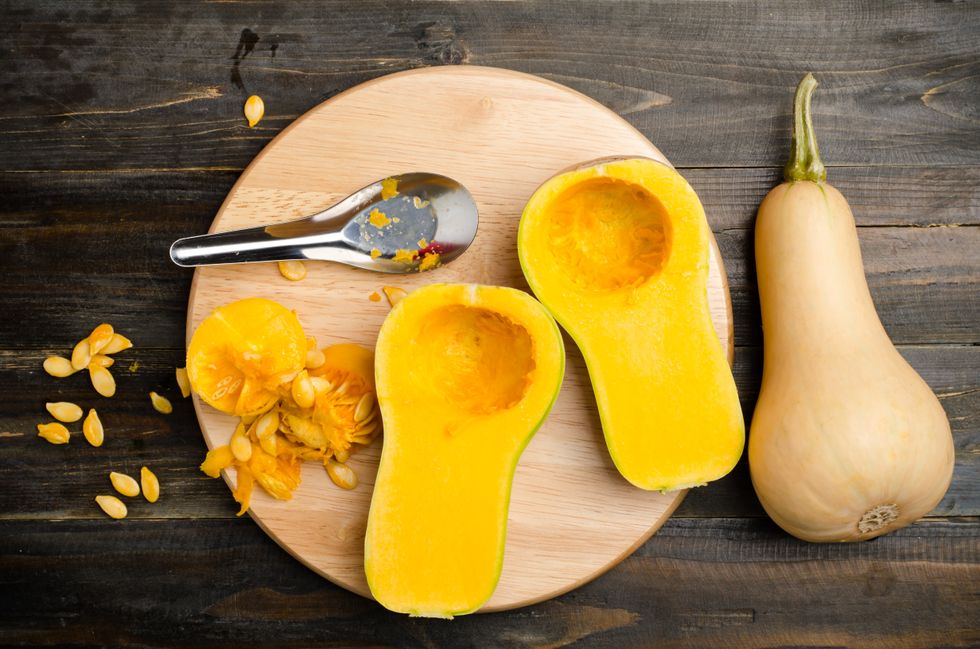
[749,74,954,542]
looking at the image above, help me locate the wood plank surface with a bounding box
[2,1,978,170]
[1,0,978,645]
[0,517,976,648]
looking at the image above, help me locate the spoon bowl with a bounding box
[170,173,479,273]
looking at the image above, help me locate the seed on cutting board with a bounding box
[230,434,253,462]
[82,409,104,447]
[141,466,160,503]
[175,367,191,398]
[95,495,127,520]
[87,323,114,355]
[109,471,140,497]
[89,364,116,397]
[244,94,264,127]
[37,422,70,445]
[45,401,83,423]
[291,370,315,409]
[306,347,326,369]
[325,458,357,490]
[71,338,91,370]
[101,333,133,355]
[255,409,279,439]
[149,391,173,414]
[278,260,307,281]
[354,393,374,423]
[382,286,408,307]
[43,356,78,378]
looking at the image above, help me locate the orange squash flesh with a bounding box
[365,284,565,617]
[518,158,744,491]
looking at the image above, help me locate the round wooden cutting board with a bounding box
[188,66,733,612]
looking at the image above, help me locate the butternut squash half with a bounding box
[365,283,564,617]
[518,158,743,491]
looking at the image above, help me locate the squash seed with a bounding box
[91,354,114,368]
[306,348,326,370]
[244,94,265,127]
[95,495,127,520]
[175,367,191,398]
[353,393,375,423]
[149,391,173,414]
[43,355,78,378]
[89,364,116,397]
[45,401,83,423]
[82,409,104,447]
[255,409,279,439]
[325,458,357,490]
[382,286,408,307]
[310,376,332,395]
[87,323,114,355]
[141,466,160,503]
[109,471,140,498]
[37,422,70,445]
[230,434,253,462]
[101,333,133,355]
[291,370,315,409]
[333,447,350,463]
[71,338,92,370]
[258,431,277,456]
[278,260,307,281]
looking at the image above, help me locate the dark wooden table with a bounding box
[2,2,977,647]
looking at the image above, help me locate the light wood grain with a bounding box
[187,66,733,611]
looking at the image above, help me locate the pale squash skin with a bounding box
[749,76,954,543]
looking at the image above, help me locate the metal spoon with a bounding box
[169,173,478,273]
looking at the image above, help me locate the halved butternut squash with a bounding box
[518,157,743,491]
[365,283,564,617]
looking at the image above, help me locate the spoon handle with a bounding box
[169,224,345,267]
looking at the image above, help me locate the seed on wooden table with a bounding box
[89,364,116,397]
[141,466,160,503]
[149,391,173,414]
[291,370,315,409]
[91,354,114,368]
[82,409,104,447]
[95,495,127,520]
[109,471,140,497]
[45,401,83,423]
[278,260,307,281]
[244,94,264,127]
[175,367,191,398]
[230,434,253,462]
[87,323,114,354]
[43,356,78,378]
[36,422,70,445]
[101,333,133,355]
[71,338,91,370]
[325,458,358,490]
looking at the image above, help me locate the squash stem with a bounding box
[784,73,827,183]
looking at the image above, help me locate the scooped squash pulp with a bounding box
[518,158,744,491]
[365,284,565,617]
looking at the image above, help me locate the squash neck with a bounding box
[784,73,826,184]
